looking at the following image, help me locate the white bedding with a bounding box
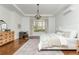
[38,33,77,50]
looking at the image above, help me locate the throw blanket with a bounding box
[39,33,68,50]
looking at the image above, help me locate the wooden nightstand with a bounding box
[19,32,29,40]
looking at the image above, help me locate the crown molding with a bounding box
[12,4,25,16]
[24,14,54,16]
[12,4,54,17]
[54,4,71,16]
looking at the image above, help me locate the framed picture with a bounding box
[18,24,21,29]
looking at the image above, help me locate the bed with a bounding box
[38,30,78,51]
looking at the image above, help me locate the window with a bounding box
[33,20,46,32]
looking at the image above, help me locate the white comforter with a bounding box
[38,33,68,50]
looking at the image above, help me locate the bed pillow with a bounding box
[62,32,71,38]
[56,31,70,38]
[56,31,63,36]
[62,31,77,38]
[69,31,77,38]
[57,29,77,38]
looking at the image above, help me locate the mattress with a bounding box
[38,38,77,50]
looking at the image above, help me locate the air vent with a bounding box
[63,9,72,15]
[63,5,73,15]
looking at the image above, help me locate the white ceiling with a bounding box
[16,4,69,16]
[1,4,69,16]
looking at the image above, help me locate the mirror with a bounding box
[0,20,7,31]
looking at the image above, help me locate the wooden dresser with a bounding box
[0,31,14,46]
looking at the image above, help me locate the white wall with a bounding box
[55,5,79,32]
[20,16,55,36]
[11,12,23,39]
[20,16,30,35]
[0,5,23,39]
[48,16,55,33]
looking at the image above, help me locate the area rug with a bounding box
[13,39,64,55]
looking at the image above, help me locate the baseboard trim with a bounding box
[29,36,40,39]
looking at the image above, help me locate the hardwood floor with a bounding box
[0,38,78,55]
[62,50,78,55]
[0,39,28,55]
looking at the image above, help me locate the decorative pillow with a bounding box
[69,31,77,38]
[62,31,77,38]
[56,32,63,36]
[62,32,71,38]
[57,29,78,38]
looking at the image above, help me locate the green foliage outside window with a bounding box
[33,26,45,32]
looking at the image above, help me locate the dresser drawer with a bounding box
[0,38,3,40]
[0,34,3,36]
[0,31,14,46]
[0,40,5,45]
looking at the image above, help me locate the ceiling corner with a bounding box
[12,4,25,16]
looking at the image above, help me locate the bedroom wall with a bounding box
[20,16,55,36]
[20,16,30,35]
[55,4,79,32]
[48,16,55,33]
[0,5,23,39]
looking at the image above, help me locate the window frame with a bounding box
[33,19,46,32]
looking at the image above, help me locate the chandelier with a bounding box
[35,4,41,19]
